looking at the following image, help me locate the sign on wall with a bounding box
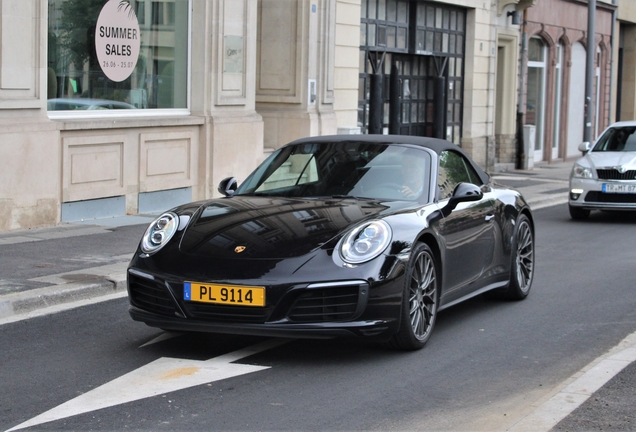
[95,0,141,82]
[223,36,244,74]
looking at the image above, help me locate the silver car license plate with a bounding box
[602,183,636,194]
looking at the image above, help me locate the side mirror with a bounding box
[578,141,591,154]
[218,177,238,197]
[442,182,483,216]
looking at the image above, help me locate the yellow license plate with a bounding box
[184,282,265,307]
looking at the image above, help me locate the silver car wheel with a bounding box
[515,219,534,293]
[409,249,438,340]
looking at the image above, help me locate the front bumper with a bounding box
[569,177,636,210]
[127,265,404,341]
[129,306,394,339]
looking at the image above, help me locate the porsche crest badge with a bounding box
[234,246,246,253]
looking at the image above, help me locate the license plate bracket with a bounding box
[184,282,265,307]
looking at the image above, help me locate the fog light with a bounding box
[570,189,583,201]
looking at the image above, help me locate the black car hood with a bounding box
[178,196,393,259]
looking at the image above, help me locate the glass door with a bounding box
[527,37,547,162]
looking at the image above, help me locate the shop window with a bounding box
[360,0,409,51]
[47,0,189,113]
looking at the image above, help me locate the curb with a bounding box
[0,275,126,321]
[509,330,636,431]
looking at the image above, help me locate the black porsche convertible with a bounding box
[127,135,534,350]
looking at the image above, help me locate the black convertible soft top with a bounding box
[286,134,490,186]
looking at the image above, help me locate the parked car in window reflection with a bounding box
[47,98,137,111]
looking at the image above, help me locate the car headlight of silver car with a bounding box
[340,220,392,264]
[572,164,594,179]
[141,212,179,254]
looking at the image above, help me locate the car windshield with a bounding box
[592,126,636,152]
[235,141,432,202]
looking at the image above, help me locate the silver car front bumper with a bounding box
[569,177,636,210]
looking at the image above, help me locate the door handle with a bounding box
[485,214,495,222]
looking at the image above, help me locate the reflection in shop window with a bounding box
[47,0,188,112]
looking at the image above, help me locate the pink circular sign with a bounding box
[95,0,140,82]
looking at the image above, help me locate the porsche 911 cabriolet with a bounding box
[127,135,534,350]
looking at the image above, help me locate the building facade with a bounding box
[0,0,632,232]
[522,0,615,164]
[615,0,636,123]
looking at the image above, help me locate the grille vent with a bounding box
[128,274,177,317]
[596,169,636,180]
[585,191,636,204]
[287,285,361,322]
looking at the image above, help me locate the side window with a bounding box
[256,154,319,192]
[437,151,481,199]
[464,160,482,185]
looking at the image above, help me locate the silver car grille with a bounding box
[596,168,636,180]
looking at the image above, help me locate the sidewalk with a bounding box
[1,159,634,431]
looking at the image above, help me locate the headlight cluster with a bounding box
[141,212,179,254]
[340,220,392,264]
[572,164,593,179]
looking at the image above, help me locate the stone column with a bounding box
[256,0,337,150]
[192,0,265,197]
[0,0,61,230]
[619,25,636,121]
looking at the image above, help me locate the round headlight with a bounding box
[340,220,392,264]
[141,212,179,254]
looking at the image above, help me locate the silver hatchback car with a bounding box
[569,121,636,219]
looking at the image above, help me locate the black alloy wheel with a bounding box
[505,214,534,300]
[389,242,439,350]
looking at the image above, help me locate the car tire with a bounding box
[389,242,439,350]
[569,204,590,220]
[500,214,534,301]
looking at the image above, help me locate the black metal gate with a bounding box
[358,0,466,145]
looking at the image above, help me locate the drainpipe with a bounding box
[516,8,528,169]
[584,0,596,143]
[609,2,617,124]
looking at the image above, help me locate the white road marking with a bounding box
[139,331,184,348]
[493,175,569,184]
[7,338,290,431]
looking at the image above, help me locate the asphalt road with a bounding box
[2,204,635,431]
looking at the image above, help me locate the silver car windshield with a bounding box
[592,126,636,152]
[236,141,432,202]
